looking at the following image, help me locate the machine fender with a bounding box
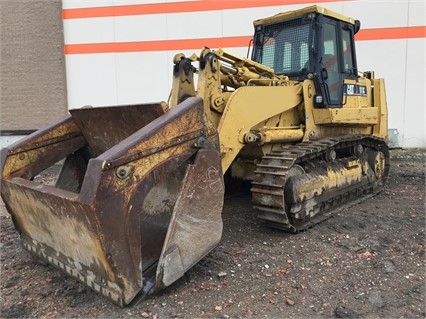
[218,85,303,173]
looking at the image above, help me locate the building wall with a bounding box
[61,0,425,148]
[3,1,424,148]
[0,0,67,132]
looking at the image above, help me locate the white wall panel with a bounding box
[63,18,115,44]
[403,38,425,147]
[222,6,282,37]
[65,54,117,108]
[341,0,409,29]
[357,37,426,148]
[408,0,425,25]
[114,14,168,42]
[115,52,169,104]
[166,11,223,39]
[356,40,407,133]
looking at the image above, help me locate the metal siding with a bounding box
[403,38,425,147]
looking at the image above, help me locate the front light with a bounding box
[314,95,323,104]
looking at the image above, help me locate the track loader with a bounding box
[1,6,389,306]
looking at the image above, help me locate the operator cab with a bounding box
[251,6,361,108]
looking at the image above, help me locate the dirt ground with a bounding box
[1,148,425,319]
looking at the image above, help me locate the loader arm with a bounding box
[171,48,303,174]
[218,85,303,172]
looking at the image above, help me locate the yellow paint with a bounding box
[372,78,389,140]
[217,85,303,173]
[312,107,379,125]
[254,5,356,27]
[259,127,304,144]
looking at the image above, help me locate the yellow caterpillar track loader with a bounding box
[1,6,389,306]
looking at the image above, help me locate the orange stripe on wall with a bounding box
[64,36,252,55]
[355,26,426,41]
[63,0,342,20]
[64,26,426,55]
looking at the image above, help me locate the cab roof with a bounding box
[253,5,356,27]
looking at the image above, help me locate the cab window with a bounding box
[323,23,340,104]
[342,28,355,74]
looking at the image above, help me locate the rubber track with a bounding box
[251,135,390,232]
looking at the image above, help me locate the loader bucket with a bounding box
[1,97,224,306]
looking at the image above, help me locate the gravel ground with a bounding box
[1,148,425,318]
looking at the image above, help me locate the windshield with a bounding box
[252,18,313,76]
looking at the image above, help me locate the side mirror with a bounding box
[354,20,361,34]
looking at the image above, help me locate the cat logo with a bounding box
[346,84,367,96]
[347,84,355,95]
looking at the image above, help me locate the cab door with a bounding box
[321,19,342,106]
[321,19,341,106]
[318,17,358,107]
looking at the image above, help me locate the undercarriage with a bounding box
[251,135,390,232]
